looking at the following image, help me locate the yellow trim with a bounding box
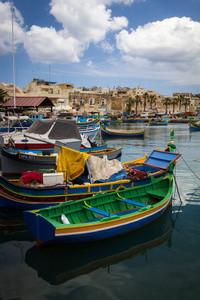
[84,201,91,208]
[115,185,126,192]
[117,193,125,200]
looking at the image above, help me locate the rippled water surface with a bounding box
[0,123,200,300]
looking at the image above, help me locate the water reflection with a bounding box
[0,208,34,243]
[25,207,175,286]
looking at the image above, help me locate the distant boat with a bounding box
[77,117,100,126]
[122,117,136,123]
[101,125,144,138]
[149,119,168,126]
[189,121,200,131]
[23,171,174,246]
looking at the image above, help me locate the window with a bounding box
[89,98,94,105]
[80,98,86,105]
[101,98,106,106]
[73,98,77,105]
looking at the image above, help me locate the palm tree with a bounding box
[126,97,133,114]
[183,98,191,112]
[0,88,9,104]
[162,97,171,114]
[177,94,185,112]
[171,98,178,114]
[142,92,149,111]
[133,95,141,115]
[148,94,156,109]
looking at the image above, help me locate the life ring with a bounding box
[115,185,126,191]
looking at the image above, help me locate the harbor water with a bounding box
[0,123,200,300]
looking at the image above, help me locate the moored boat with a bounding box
[24,206,173,284]
[77,117,100,126]
[1,119,82,151]
[149,119,168,126]
[1,145,122,177]
[189,121,200,131]
[101,125,144,138]
[23,171,174,246]
[0,143,181,210]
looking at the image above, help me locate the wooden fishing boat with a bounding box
[189,121,200,131]
[1,146,122,177]
[23,171,174,246]
[149,119,168,126]
[77,118,100,126]
[122,117,136,123]
[110,117,122,123]
[101,125,144,138]
[82,147,122,160]
[0,144,180,210]
[100,116,110,125]
[25,206,173,284]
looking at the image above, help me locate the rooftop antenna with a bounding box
[11,0,16,109]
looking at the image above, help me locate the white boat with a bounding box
[0,118,82,151]
[0,116,33,134]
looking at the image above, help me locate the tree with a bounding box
[142,92,149,111]
[0,88,9,104]
[183,98,191,112]
[133,95,141,115]
[171,98,178,114]
[148,94,156,109]
[177,94,185,112]
[126,97,133,114]
[162,97,171,114]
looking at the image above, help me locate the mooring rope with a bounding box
[173,173,183,203]
[176,146,200,181]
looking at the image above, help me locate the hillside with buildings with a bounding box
[0,79,200,116]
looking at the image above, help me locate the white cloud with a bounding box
[0,1,25,55]
[0,0,129,63]
[100,41,114,53]
[49,0,128,44]
[23,25,83,64]
[115,17,200,85]
[87,60,93,67]
[116,17,200,68]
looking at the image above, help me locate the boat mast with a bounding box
[11,0,16,109]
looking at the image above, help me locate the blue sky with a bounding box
[0,0,200,96]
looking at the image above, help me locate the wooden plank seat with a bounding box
[120,198,146,207]
[82,205,114,217]
[146,189,166,199]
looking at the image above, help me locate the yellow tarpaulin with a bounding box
[57,147,90,181]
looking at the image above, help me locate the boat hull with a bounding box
[101,125,144,138]
[0,149,181,210]
[23,174,173,245]
[190,122,200,131]
[1,146,122,177]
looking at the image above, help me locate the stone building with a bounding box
[1,79,199,115]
